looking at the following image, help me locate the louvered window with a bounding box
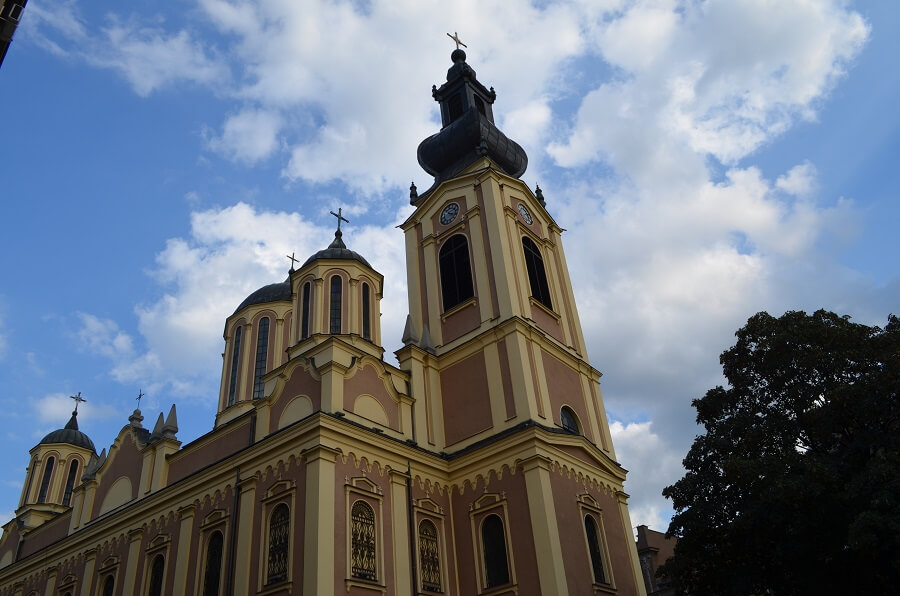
[419,519,442,592]
[351,501,377,581]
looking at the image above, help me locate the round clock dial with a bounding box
[440,202,460,225]
[517,203,533,225]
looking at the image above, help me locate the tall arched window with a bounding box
[102,574,115,596]
[439,235,474,311]
[267,504,290,584]
[227,325,242,406]
[584,515,607,583]
[351,500,377,581]
[330,276,343,334]
[203,530,224,596]
[37,456,54,503]
[561,406,580,434]
[481,514,510,588]
[62,459,79,506]
[418,519,442,592]
[362,283,371,340]
[148,554,165,596]
[301,282,311,339]
[252,317,270,399]
[522,236,552,310]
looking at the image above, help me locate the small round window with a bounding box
[561,406,579,434]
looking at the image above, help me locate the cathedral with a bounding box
[0,49,646,595]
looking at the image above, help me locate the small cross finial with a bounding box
[447,31,467,50]
[329,208,349,232]
[136,389,144,409]
[70,392,86,413]
[287,252,299,270]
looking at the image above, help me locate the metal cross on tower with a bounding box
[136,389,144,409]
[447,31,467,50]
[287,252,299,269]
[330,208,349,231]
[70,392,86,413]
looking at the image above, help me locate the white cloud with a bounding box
[32,392,118,427]
[207,108,283,164]
[776,161,818,198]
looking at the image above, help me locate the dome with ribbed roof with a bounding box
[39,411,96,453]
[302,230,371,268]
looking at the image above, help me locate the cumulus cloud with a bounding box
[31,392,118,430]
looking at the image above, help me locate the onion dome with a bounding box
[234,277,292,314]
[39,410,96,453]
[415,49,528,203]
[302,229,372,268]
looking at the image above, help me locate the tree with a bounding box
[662,310,899,595]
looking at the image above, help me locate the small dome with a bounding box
[39,412,96,452]
[234,279,292,314]
[302,231,372,268]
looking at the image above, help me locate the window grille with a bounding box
[419,519,442,592]
[482,514,510,588]
[522,237,553,310]
[203,531,224,596]
[439,235,474,311]
[351,501,377,581]
[252,317,270,399]
[37,456,54,503]
[585,515,606,584]
[148,554,165,596]
[330,276,342,334]
[227,326,242,406]
[267,504,290,584]
[62,459,79,506]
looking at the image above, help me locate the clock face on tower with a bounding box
[440,202,460,225]
[517,203,533,225]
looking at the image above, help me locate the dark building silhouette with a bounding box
[0,1,26,68]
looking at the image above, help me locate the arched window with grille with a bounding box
[439,234,474,311]
[362,282,371,340]
[561,406,580,434]
[203,530,224,596]
[37,456,54,503]
[267,504,290,584]
[522,236,552,310]
[418,519,442,592]
[301,281,311,339]
[351,500,377,581]
[102,574,115,596]
[584,515,607,584]
[252,317,270,399]
[62,459,79,506]
[330,276,343,334]
[227,325,242,406]
[148,553,165,596]
[481,514,510,588]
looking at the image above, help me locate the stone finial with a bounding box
[401,315,419,345]
[161,404,178,439]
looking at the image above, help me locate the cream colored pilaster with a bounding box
[616,490,647,596]
[426,367,445,449]
[233,475,258,596]
[579,374,604,448]
[421,237,442,346]
[313,278,325,335]
[319,362,345,413]
[592,382,616,459]
[389,470,412,596]
[403,351,431,446]
[521,456,569,596]
[122,528,144,593]
[482,342,510,427]
[504,333,541,420]
[150,439,179,492]
[349,278,359,335]
[481,180,519,319]
[42,568,57,596]
[466,207,494,324]
[303,446,338,596]
[240,320,254,402]
[69,487,84,532]
[273,316,284,367]
[140,449,154,496]
[79,480,97,527]
[172,504,195,593]
[404,228,423,335]
[79,548,97,596]
[529,342,552,421]
[550,225,587,355]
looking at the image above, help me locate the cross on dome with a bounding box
[70,392,86,413]
[446,31,467,50]
[330,208,349,232]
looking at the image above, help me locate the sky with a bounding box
[0,0,897,534]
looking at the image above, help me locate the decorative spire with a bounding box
[535,184,546,207]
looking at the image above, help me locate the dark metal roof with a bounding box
[38,411,96,452]
[233,278,292,314]
[302,231,372,268]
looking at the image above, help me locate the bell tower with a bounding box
[397,49,616,458]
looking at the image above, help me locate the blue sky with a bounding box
[1,0,897,531]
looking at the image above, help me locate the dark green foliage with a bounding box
[662,310,900,595]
